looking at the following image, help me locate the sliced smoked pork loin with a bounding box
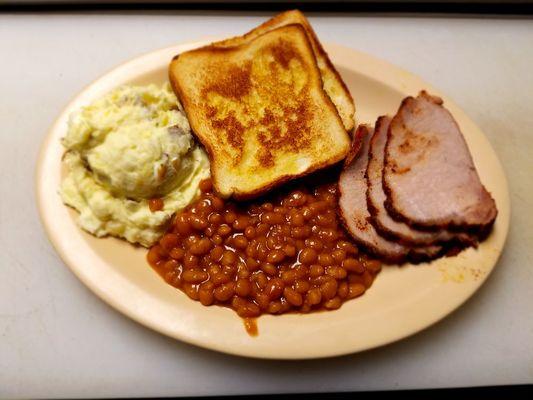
[338,125,442,264]
[383,91,497,234]
[366,116,474,246]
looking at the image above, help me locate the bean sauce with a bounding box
[147,178,381,324]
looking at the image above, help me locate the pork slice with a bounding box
[367,116,474,246]
[338,125,442,264]
[383,91,497,233]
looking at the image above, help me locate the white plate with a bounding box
[36,41,510,359]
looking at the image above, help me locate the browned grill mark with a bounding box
[211,112,245,161]
[269,39,302,68]
[204,63,252,100]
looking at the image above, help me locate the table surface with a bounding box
[1,11,532,398]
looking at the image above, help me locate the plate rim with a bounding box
[36,40,511,359]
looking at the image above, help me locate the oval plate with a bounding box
[36,41,510,359]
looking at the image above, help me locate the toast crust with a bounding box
[170,24,351,199]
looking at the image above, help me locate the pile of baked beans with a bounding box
[147,178,381,319]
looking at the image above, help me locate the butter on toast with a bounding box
[212,10,355,132]
[169,24,351,199]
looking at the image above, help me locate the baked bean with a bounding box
[233,235,248,249]
[348,274,364,285]
[224,211,237,225]
[281,269,298,284]
[319,228,338,242]
[245,257,260,272]
[306,288,322,305]
[190,238,212,255]
[326,266,347,280]
[209,246,224,262]
[294,264,309,279]
[208,212,222,224]
[337,281,349,299]
[309,264,325,278]
[236,302,261,318]
[261,262,277,276]
[169,247,185,260]
[255,293,270,310]
[266,249,285,263]
[183,252,199,268]
[222,264,236,276]
[291,226,311,239]
[348,283,366,299]
[211,234,223,246]
[290,213,305,227]
[211,196,225,211]
[282,244,297,257]
[293,279,311,294]
[337,240,358,255]
[162,259,179,271]
[199,178,213,192]
[217,224,232,237]
[301,207,314,221]
[287,190,306,207]
[299,248,318,264]
[211,272,231,286]
[182,269,208,283]
[208,264,221,276]
[175,214,192,235]
[147,181,382,322]
[256,244,269,262]
[232,216,248,231]
[309,200,327,214]
[163,270,178,285]
[196,199,211,212]
[267,301,283,314]
[265,278,284,300]
[318,253,334,267]
[190,216,208,231]
[214,283,235,302]
[266,236,281,250]
[332,249,347,264]
[235,279,252,297]
[244,226,256,239]
[160,233,179,252]
[237,268,250,279]
[365,259,382,273]
[324,296,342,310]
[198,285,214,305]
[320,279,338,300]
[254,272,268,289]
[261,202,274,211]
[362,271,374,287]
[256,223,269,236]
[183,234,199,248]
[284,287,303,306]
[147,246,163,264]
[342,258,365,273]
[183,283,199,300]
[221,250,237,266]
[305,238,323,252]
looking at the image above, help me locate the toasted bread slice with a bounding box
[212,10,355,132]
[170,24,351,199]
